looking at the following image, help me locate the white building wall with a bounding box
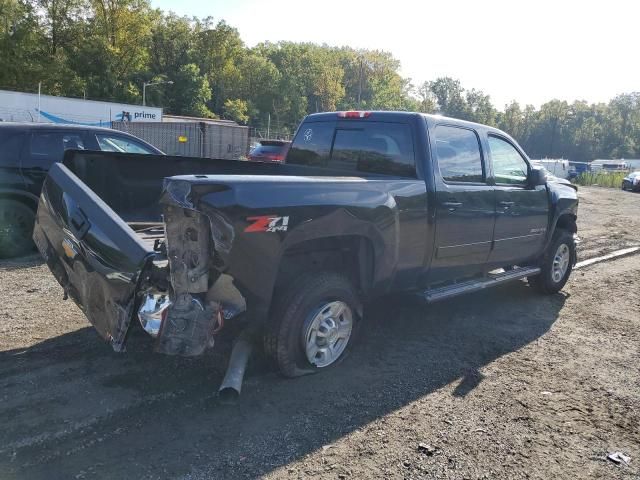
[0,90,162,126]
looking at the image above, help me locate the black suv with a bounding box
[0,123,163,258]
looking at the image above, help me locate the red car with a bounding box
[248,140,290,162]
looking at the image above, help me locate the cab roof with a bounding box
[303,111,508,135]
[0,122,117,133]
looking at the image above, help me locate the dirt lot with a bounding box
[1,186,639,480]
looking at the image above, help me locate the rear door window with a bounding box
[26,132,85,169]
[331,123,416,177]
[434,125,484,183]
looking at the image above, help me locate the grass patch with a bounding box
[573,171,627,188]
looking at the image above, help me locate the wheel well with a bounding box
[555,214,577,234]
[0,192,38,212]
[274,236,374,295]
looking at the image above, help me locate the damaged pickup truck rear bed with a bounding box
[33,152,348,356]
[33,111,579,394]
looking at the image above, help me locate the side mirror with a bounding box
[529,167,547,186]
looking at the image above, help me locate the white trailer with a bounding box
[0,89,162,126]
[530,158,571,179]
[590,159,629,172]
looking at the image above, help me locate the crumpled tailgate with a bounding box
[33,163,154,351]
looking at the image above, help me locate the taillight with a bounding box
[337,111,371,118]
[265,154,284,162]
[138,293,171,337]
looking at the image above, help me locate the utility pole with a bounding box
[267,113,271,139]
[143,80,174,106]
[357,56,363,109]
[37,82,41,122]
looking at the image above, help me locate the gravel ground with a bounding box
[0,186,639,480]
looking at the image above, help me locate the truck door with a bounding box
[21,129,88,195]
[429,125,495,284]
[486,135,548,266]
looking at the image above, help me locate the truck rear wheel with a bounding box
[0,199,36,259]
[529,229,575,294]
[264,272,361,378]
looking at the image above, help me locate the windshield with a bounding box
[96,134,157,154]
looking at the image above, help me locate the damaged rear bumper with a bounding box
[138,182,245,356]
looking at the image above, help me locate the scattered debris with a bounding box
[418,443,437,455]
[607,452,631,465]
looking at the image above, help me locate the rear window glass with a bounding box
[288,121,416,178]
[287,122,335,167]
[434,125,484,183]
[253,145,284,155]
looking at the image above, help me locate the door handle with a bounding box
[442,201,463,211]
[499,201,515,208]
[70,208,91,240]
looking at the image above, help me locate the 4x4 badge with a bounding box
[245,215,290,233]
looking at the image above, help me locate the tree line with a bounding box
[1,0,639,161]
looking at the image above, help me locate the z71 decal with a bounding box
[245,215,290,233]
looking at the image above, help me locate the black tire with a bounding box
[264,272,361,378]
[529,229,575,294]
[0,199,36,259]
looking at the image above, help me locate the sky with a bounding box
[151,0,639,110]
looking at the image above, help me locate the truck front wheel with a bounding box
[0,199,36,259]
[265,272,361,378]
[529,229,575,294]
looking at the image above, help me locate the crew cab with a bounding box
[0,123,162,258]
[32,112,578,392]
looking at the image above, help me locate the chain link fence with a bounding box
[248,127,294,149]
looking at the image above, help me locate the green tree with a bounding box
[193,19,245,115]
[465,88,496,125]
[428,77,470,119]
[3,2,640,163]
[223,98,248,124]
[169,63,212,117]
[0,0,46,92]
[233,52,280,126]
[416,81,437,113]
[71,0,154,102]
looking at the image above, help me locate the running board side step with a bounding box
[423,266,541,303]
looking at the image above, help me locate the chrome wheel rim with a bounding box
[303,301,353,368]
[552,243,570,283]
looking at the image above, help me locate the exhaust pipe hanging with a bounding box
[218,331,253,403]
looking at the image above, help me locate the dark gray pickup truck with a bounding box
[33,111,578,396]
